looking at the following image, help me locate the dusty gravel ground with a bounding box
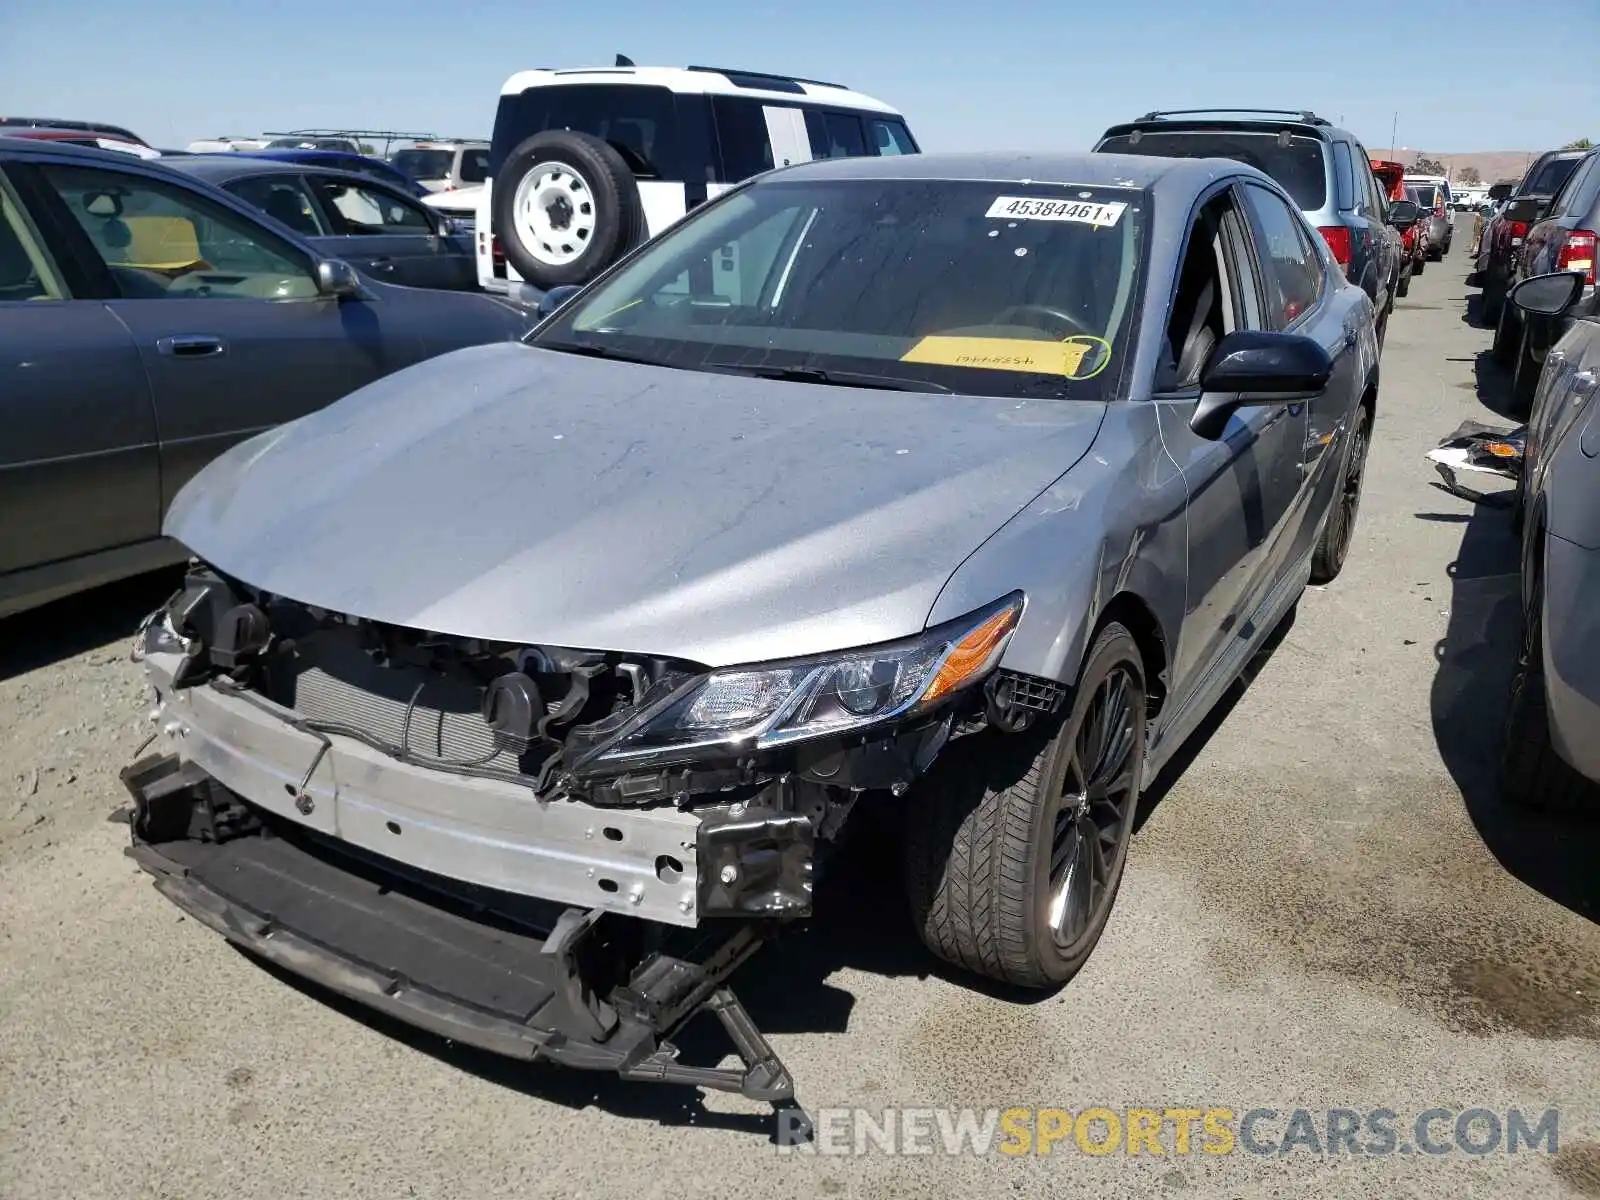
[2,236,1597,1200]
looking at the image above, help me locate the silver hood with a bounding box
[165,342,1105,666]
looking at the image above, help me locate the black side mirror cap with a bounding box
[1502,197,1543,225]
[1385,199,1420,229]
[1190,330,1334,440]
[1487,182,1515,202]
[1510,270,1586,318]
[536,283,583,320]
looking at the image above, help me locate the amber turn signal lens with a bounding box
[921,604,1021,706]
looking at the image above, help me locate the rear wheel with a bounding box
[1501,568,1599,812]
[1396,266,1411,298]
[1492,298,1520,366]
[1310,403,1371,583]
[905,624,1146,988]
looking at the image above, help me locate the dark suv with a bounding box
[1476,148,1587,324]
[1095,109,1405,341]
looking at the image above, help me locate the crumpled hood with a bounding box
[165,343,1104,666]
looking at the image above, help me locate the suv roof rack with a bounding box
[686,65,848,92]
[261,129,439,153]
[1135,108,1331,127]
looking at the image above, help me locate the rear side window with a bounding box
[1099,129,1328,210]
[459,150,489,184]
[1332,141,1356,209]
[804,111,867,159]
[1549,154,1600,218]
[709,96,775,180]
[1526,155,1580,196]
[1239,183,1324,327]
[489,84,681,180]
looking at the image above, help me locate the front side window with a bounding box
[0,176,66,300]
[868,119,917,156]
[1099,129,1328,210]
[40,163,318,300]
[533,179,1145,402]
[226,176,329,238]
[1240,183,1323,326]
[489,84,680,180]
[313,178,431,234]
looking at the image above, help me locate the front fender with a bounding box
[924,404,1187,687]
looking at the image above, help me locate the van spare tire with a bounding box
[493,130,644,289]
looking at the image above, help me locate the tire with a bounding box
[1482,277,1504,325]
[1310,402,1371,584]
[1396,267,1411,298]
[1500,567,1598,812]
[905,624,1146,988]
[1509,321,1541,416]
[1491,297,1520,366]
[1413,256,1425,276]
[492,130,644,289]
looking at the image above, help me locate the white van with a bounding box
[475,64,918,294]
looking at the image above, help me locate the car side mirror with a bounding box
[1510,270,1586,317]
[1488,183,1515,202]
[1190,330,1334,440]
[1502,197,1542,225]
[536,283,583,319]
[315,258,362,298]
[1385,199,1420,229]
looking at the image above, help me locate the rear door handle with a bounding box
[156,334,227,358]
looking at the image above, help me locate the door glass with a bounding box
[40,163,319,300]
[867,119,917,157]
[1240,184,1324,326]
[227,176,329,237]
[0,178,66,300]
[1332,141,1356,209]
[314,179,432,234]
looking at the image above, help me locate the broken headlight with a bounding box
[130,608,192,663]
[580,593,1023,770]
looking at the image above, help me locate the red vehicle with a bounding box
[1372,159,1425,295]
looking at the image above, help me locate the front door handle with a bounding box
[156,334,227,358]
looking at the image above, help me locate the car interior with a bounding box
[1159,194,1240,391]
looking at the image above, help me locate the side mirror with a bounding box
[536,283,582,319]
[1385,199,1420,229]
[1502,197,1542,225]
[1488,182,1515,202]
[315,258,362,298]
[1190,330,1334,440]
[1510,271,1586,318]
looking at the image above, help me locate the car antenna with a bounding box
[615,53,635,67]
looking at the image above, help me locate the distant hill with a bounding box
[1369,148,1545,186]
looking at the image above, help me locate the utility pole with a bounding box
[1390,112,1398,156]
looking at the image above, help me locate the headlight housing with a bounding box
[578,594,1023,772]
[130,607,192,663]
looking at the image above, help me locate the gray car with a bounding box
[0,138,533,617]
[168,157,478,291]
[122,151,1379,1104]
[1094,109,1406,343]
[1504,269,1600,812]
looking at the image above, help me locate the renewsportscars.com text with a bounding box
[775,1106,1561,1157]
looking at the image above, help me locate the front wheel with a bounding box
[905,624,1146,988]
[1492,298,1520,366]
[1509,322,1542,416]
[1310,403,1371,583]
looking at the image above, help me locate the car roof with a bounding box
[768,150,1260,194]
[1099,112,1351,143]
[168,156,386,188]
[498,65,900,115]
[0,116,146,143]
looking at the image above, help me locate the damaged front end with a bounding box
[124,564,1047,1102]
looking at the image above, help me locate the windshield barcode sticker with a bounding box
[985,196,1127,226]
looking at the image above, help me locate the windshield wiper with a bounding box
[535,340,667,368]
[716,365,952,394]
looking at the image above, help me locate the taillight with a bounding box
[1508,220,1529,240]
[1558,229,1597,285]
[491,235,505,265]
[1434,204,1446,218]
[1318,225,1352,268]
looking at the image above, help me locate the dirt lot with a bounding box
[2,237,1598,1200]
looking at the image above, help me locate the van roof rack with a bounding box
[1135,108,1331,127]
[260,129,439,154]
[686,65,848,93]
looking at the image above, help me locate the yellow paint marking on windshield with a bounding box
[901,334,1111,380]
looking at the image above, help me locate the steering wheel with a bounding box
[991,304,1092,339]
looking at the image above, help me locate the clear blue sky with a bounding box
[2,0,1594,153]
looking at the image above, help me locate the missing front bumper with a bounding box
[122,752,797,1104]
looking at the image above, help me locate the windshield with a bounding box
[532,178,1145,401]
[392,149,454,180]
[1526,156,1579,196]
[1098,129,1327,210]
